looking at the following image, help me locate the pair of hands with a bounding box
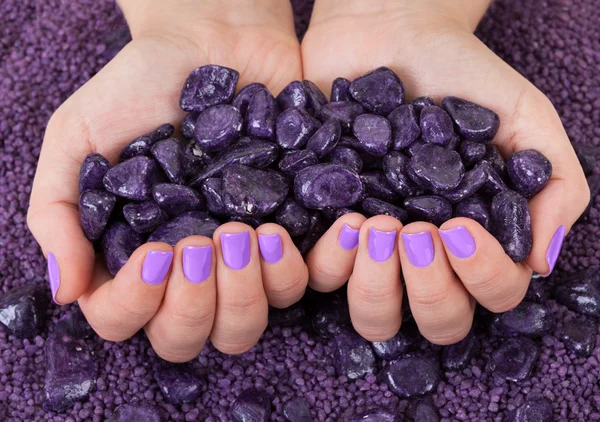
[28,0,589,362]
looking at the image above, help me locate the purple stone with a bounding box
[148,211,220,247]
[331,77,352,102]
[442,96,500,143]
[555,267,600,317]
[505,397,553,422]
[123,201,168,234]
[230,388,272,422]
[152,359,205,405]
[200,177,226,215]
[179,64,239,112]
[246,88,280,140]
[410,96,436,114]
[279,150,319,176]
[299,211,327,255]
[233,82,267,116]
[317,101,364,132]
[352,114,392,157]
[408,144,465,192]
[454,196,490,231]
[43,334,97,412]
[333,329,377,380]
[523,275,548,304]
[404,196,452,226]
[276,80,308,111]
[573,143,600,176]
[276,107,320,149]
[371,322,420,360]
[420,105,455,147]
[53,309,93,339]
[560,317,596,357]
[312,293,351,338]
[405,138,428,158]
[487,337,539,382]
[302,80,328,115]
[150,138,184,184]
[491,302,553,338]
[222,165,288,216]
[333,207,357,219]
[482,144,508,178]
[347,409,402,422]
[327,146,363,174]
[147,123,175,143]
[79,153,111,193]
[103,156,164,201]
[182,139,212,182]
[194,104,242,152]
[107,404,162,422]
[101,221,145,276]
[294,163,364,209]
[441,330,477,370]
[349,67,405,115]
[181,112,199,140]
[152,183,203,217]
[458,140,487,167]
[380,354,441,398]
[283,397,312,422]
[79,190,116,241]
[476,161,508,195]
[362,198,408,223]
[119,124,175,162]
[507,149,552,198]
[306,119,342,158]
[412,399,440,422]
[441,165,487,204]
[388,104,421,151]
[0,283,47,338]
[228,215,264,228]
[276,198,310,237]
[361,171,399,202]
[491,190,532,262]
[268,302,307,327]
[382,151,423,197]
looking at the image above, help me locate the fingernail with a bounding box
[368,228,397,262]
[258,234,283,264]
[183,246,212,284]
[545,225,566,277]
[141,250,173,285]
[439,226,476,259]
[47,252,60,303]
[402,232,435,268]
[221,231,251,270]
[339,224,360,250]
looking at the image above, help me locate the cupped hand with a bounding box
[301,0,589,344]
[27,0,307,361]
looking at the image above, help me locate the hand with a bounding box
[27,0,308,362]
[301,0,589,344]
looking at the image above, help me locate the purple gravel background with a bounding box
[0,0,599,421]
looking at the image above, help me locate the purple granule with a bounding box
[0,0,599,420]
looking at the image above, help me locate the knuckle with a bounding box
[222,293,266,316]
[266,271,308,303]
[309,259,347,286]
[113,295,157,325]
[353,280,398,305]
[408,286,449,310]
[169,307,214,331]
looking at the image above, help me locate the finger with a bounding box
[210,222,268,354]
[77,242,173,342]
[348,215,403,341]
[400,222,474,345]
[145,236,216,362]
[439,217,532,313]
[306,213,367,292]
[255,224,308,308]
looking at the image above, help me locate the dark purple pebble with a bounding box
[152,183,203,217]
[411,399,440,422]
[362,197,408,223]
[442,96,500,143]
[79,153,112,193]
[152,359,205,405]
[283,397,312,422]
[277,80,308,111]
[0,283,48,338]
[302,80,328,115]
[410,96,436,114]
[333,329,377,380]
[349,67,405,115]
[101,221,145,275]
[148,211,220,247]
[200,177,227,215]
[491,190,532,262]
[330,77,352,102]
[230,388,272,422]
[408,144,465,192]
[560,317,597,357]
[53,309,93,339]
[107,403,162,422]
[507,149,552,198]
[306,118,342,158]
[360,171,399,202]
[419,105,455,147]
[491,301,553,338]
[276,106,320,150]
[294,163,364,210]
[327,146,363,174]
[317,100,364,132]
[123,201,169,234]
[388,104,421,151]
[441,165,487,204]
[458,140,487,167]
[179,64,239,112]
[505,397,553,422]
[181,112,199,140]
[79,189,116,241]
[347,408,403,422]
[279,149,319,176]
[352,113,392,157]
[454,196,491,230]
[371,322,420,360]
[151,138,185,184]
[404,196,453,226]
[380,354,441,398]
[233,82,267,116]
[441,330,477,371]
[487,337,539,382]
[103,155,164,201]
[194,104,243,152]
[276,198,310,237]
[246,87,280,141]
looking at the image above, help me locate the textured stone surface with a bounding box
[276,80,308,111]
[330,77,352,102]
[408,144,465,192]
[283,397,312,422]
[279,149,319,176]
[103,156,164,201]
[230,388,272,422]
[276,106,320,149]
[122,201,169,233]
[458,140,486,167]
[152,359,205,405]
[347,409,403,422]
[276,198,310,237]
[419,105,455,147]
[194,104,243,152]
[179,64,239,112]
[151,138,184,184]
[491,302,553,338]
[327,146,363,174]
[107,404,162,422]
[53,309,93,339]
[388,104,421,150]
[487,337,539,382]
[362,198,408,223]
[454,196,491,230]
[491,190,533,262]
[200,177,226,215]
[441,165,487,204]
[504,397,553,422]
[555,267,600,318]
[507,149,552,198]
[148,211,220,247]
[233,82,266,116]
[411,96,436,113]
[294,163,363,209]
[79,153,111,193]
[181,112,199,140]
[101,221,145,276]
[441,331,477,371]
[404,195,453,226]
[371,323,420,360]
[352,114,392,157]
[79,189,116,241]
[382,151,423,197]
[333,329,377,380]
[306,118,341,158]
[246,88,279,140]
[442,96,500,143]
[302,80,328,115]
[0,283,47,338]
[151,183,203,217]
[349,67,405,115]
[119,124,175,162]
[381,355,441,398]
[560,317,597,357]
[317,100,363,132]
[360,171,399,202]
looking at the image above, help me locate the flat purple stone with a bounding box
[152,183,203,217]
[119,124,175,162]
[383,151,423,197]
[0,283,47,339]
[560,317,597,357]
[306,118,342,158]
[230,388,272,422]
[299,211,327,255]
[79,190,116,241]
[388,104,421,150]
[246,88,280,140]
[200,177,226,215]
[505,397,553,422]
[312,292,351,338]
[491,190,532,262]
[441,165,487,204]
[276,80,308,111]
[408,144,465,192]
[458,140,487,167]
[268,302,307,327]
[487,337,539,382]
[482,144,508,177]
[148,211,220,247]
[302,80,328,115]
[179,64,239,112]
[381,354,441,398]
[371,323,420,360]
[476,161,508,195]
[222,165,288,217]
[523,274,548,304]
[317,101,364,132]
[442,96,500,143]
[103,156,164,201]
[151,138,184,184]
[194,104,242,152]
[555,267,600,318]
[349,67,405,115]
[333,329,377,380]
[420,105,455,147]
[182,139,212,182]
[233,82,266,116]
[352,114,392,157]
[101,221,145,276]
[283,397,312,422]
[404,195,452,226]
[411,96,435,114]
[441,330,477,371]
[276,198,310,237]
[43,334,97,412]
[412,399,440,422]
[327,146,363,174]
[294,163,364,209]
[123,201,168,234]
[454,196,490,230]
[276,107,320,149]
[279,150,319,176]
[491,301,553,338]
[362,198,408,223]
[107,404,162,422]
[405,138,428,158]
[360,171,399,202]
[347,409,403,422]
[53,309,93,339]
[507,149,552,198]
[181,112,199,140]
[152,359,205,405]
[331,77,352,102]
[79,153,111,193]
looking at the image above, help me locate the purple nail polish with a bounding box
[402,232,435,268]
[368,228,397,262]
[439,226,476,259]
[183,246,212,284]
[141,251,173,285]
[339,224,360,250]
[545,225,566,277]
[47,252,60,303]
[221,231,251,270]
[258,234,283,264]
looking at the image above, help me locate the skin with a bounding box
[27,0,589,361]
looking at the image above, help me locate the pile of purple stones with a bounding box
[80,65,552,274]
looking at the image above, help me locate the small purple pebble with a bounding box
[487,337,539,382]
[276,107,320,149]
[79,190,116,241]
[283,397,312,422]
[277,80,308,111]
[101,221,145,276]
[458,140,487,167]
[441,165,487,204]
[279,149,319,176]
[327,146,363,174]
[152,183,203,217]
[410,96,436,114]
[352,113,392,157]
[302,80,328,115]
[228,215,264,228]
[476,161,508,195]
[148,211,220,247]
[119,123,175,162]
[107,404,162,422]
[507,149,552,198]
[492,301,553,338]
[294,163,364,209]
[200,177,226,215]
[454,196,491,231]
[349,67,405,115]
[152,359,205,405]
[482,144,508,178]
[381,354,441,398]
[560,317,597,357]
[179,64,239,112]
[404,195,453,226]
[388,104,421,150]
[53,309,93,339]
[362,197,408,223]
[151,138,184,184]
[412,399,440,422]
[408,144,465,192]
[360,171,399,202]
[182,139,212,182]
[123,201,169,234]
[79,153,111,193]
[276,198,310,237]
[405,138,428,158]
[333,329,377,380]
[181,112,199,140]
[312,293,351,338]
[246,88,280,140]
[233,82,267,116]
[317,101,364,132]
[442,96,500,143]
[331,77,352,102]
[371,322,420,360]
[103,156,164,201]
[491,190,532,262]
[505,397,553,422]
[0,283,47,339]
[299,211,327,255]
[230,388,272,422]
[194,104,242,152]
[306,118,342,158]
[382,151,423,197]
[441,330,477,371]
[347,409,402,422]
[555,267,600,317]
[420,105,455,147]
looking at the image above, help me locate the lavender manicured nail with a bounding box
[339,224,360,250]
[439,226,476,259]
[368,228,397,262]
[47,252,60,303]
[183,245,212,283]
[402,232,435,268]
[141,251,173,285]
[258,234,283,264]
[545,225,566,277]
[221,231,251,270]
